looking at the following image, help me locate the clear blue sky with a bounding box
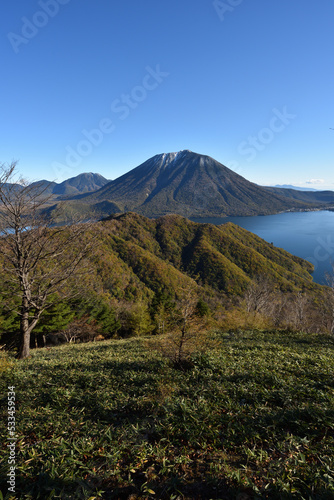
[1,0,334,188]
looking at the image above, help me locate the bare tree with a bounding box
[58,317,100,344]
[0,161,95,359]
[243,274,275,314]
[291,291,309,331]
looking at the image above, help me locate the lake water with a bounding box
[191,211,334,285]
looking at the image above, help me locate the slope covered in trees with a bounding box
[0,212,328,351]
[97,212,315,292]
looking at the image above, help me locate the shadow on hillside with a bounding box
[101,476,240,500]
[0,472,102,500]
[3,467,331,499]
[33,357,166,427]
[0,469,244,500]
[34,351,334,437]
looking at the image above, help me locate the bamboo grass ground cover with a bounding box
[0,330,333,499]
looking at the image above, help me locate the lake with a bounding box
[191,211,334,285]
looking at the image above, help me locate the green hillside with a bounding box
[96,212,316,296]
[0,212,325,350]
[1,330,333,499]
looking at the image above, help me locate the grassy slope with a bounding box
[1,330,333,499]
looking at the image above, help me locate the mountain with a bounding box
[29,180,58,195]
[30,173,109,198]
[80,150,320,217]
[53,172,109,196]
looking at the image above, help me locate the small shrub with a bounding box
[159,329,209,369]
[152,283,213,368]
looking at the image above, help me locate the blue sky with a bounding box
[1,0,334,188]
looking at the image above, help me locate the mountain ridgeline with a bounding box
[10,150,334,220]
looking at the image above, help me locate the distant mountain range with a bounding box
[273,184,318,192]
[8,151,334,219]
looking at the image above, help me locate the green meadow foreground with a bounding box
[1,330,334,500]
